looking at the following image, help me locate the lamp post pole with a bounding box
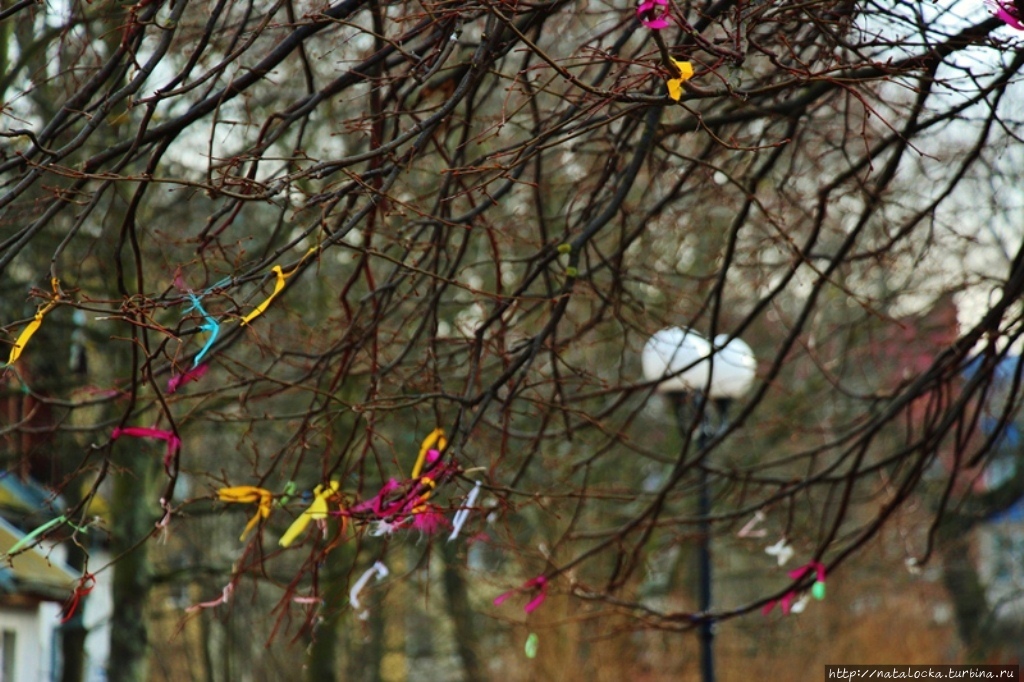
[669,392,717,682]
[644,330,755,682]
[697,434,714,682]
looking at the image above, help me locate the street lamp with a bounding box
[641,327,756,682]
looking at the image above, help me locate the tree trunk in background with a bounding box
[936,459,1024,660]
[368,571,388,682]
[939,533,990,660]
[60,538,88,682]
[441,541,484,682]
[107,446,158,682]
[306,541,356,682]
[200,611,216,682]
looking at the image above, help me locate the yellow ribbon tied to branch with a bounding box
[666,59,694,102]
[5,278,61,366]
[218,486,274,541]
[410,428,447,513]
[279,481,340,547]
[411,428,447,479]
[240,248,317,326]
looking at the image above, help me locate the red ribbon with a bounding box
[60,574,96,623]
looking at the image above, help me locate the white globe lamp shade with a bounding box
[642,328,712,393]
[710,334,757,398]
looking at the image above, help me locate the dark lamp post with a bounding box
[641,328,756,682]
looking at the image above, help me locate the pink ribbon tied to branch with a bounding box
[637,0,671,28]
[168,363,209,394]
[762,561,826,616]
[494,575,549,614]
[344,429,455,535]
[111,426,182,470]
[993,1,1024,30]
[347,462,456,535]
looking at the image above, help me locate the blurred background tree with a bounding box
[2,0,1024,679]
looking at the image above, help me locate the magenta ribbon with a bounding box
[762,590,798,616]
[995,2,1024,30]
[788,560,826,584]
[168,363,209,393]
[411,507,448,534]
[112,426,182,469]
[637,0,671,29]
[346,461,459,527]
[351,479,410,518]
[763,561,827,616]
[494,575,548,614]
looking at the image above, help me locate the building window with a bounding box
[0,629,16,682]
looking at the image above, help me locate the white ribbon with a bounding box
[448,481,482,542]
[350,561,389,620]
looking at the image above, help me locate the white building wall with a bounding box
[38,601,62,681]
[0,607,48,682]
[82,549,112,682]
[0,545,113,681]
